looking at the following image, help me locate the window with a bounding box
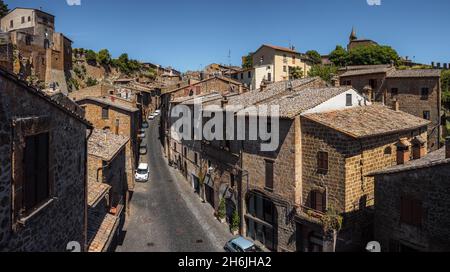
[189,90,194,96]
[21,17,25,24]
[43,17,48,24]
[384,146,392,155]
[10,20,13,28]
[317,151,329,172]
[265,160,274,190]
[25,35,32,46]
[421,88,429,100]
[248,71,252,78]
[230,175,235,188]
[240,73,244,80]
[283,54,287,62]
[310,191,326,213]
[283,66,287,73]
[267,73,272,82]
[342,80,351,86]
[369,79,377,89]
[23,133,50,214]
[194,153,198,165]
[391,88,399,97]
[28,16,31,22]
[401,196,422,227]
[423,111,430,120]
[346,93,353,106]
[183,147,187,157]
[102,107,109,119]
[173,142,177,150]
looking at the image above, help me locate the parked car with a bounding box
[142,122,149,129]
[138,129,146,139]
[135,163,149,182]
[148,113,156,120]
[139,144,148,155]
[224,237,262,252]
[155,109,161,115]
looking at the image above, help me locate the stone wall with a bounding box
[0,74,88,252]
[374,163,450,252]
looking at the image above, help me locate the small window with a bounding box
[384,146,392,155]
[21,17,25,24]
[189,90,194,96]
[423,111,430,120]
[194,153,198,165]
[43,17,48,24]
[23,133,50,214]
[267,73,272,82]
[240,73,244,80]
[102,107,109,119]
[10,20,13,28]
[28,16,31,22]
[283,66,287,72]
[230,175,235,188]
[265,160,274,190]
[401,196,422,227]
[317,151,329,173]
[310,191,326,213]
[369,79,377,89]
[391,88,399,97]
[421,88,429,100]
[248,71,252,78]
[346,93,353,106]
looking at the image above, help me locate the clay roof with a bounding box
[303,104,430,138]
[87,210,119,252]
[87,178,111,208]
[77,96,139,112]
[5,7,55,18]
[340,67,394,77]
[0,68,92,128]
[257,44,299,54]
[88,129,129,161]
[338,64,391,71]
[386,69,441,78]
[369,148,450,176]
[225,77,324,108]
[163,76,243,95]
[240,86,349,119]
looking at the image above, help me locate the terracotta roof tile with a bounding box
[87,211,119,252]
[88,129,129,161]
[386,69,441,78]
[303,104,430,138]
[87,179,111,207]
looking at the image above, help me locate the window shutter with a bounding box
[310,192,316,210]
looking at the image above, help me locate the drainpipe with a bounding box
[84,127,93,252]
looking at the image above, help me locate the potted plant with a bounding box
[217,198,227,223]
[230,210,240,235]
[321,208,343,252]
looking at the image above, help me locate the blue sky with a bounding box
[5,0,450,71]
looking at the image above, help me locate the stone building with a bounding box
[0,67,92,252]
[164,73,431,251]
[87,129,128,252]
[339,66,442,151]
[76,96,140,202]
[0,8,72,93]
[370,139,450,252]
[347,27,378,51]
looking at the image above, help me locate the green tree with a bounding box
[289,67,303,79]
[308,65,338,83]
[442,70,450,104]
[242,53,253,69]
[329,45,349,67]
[0,0,9,18]
[231,210,240,232]
[85,50,97,65]
[85,77,98,87]
[348,45,400,66]
[217,198,226,220]
[142,68,157,80]
[306,50,322,65]
[97,49,111,65]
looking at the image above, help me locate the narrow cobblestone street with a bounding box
[115,117,233,252]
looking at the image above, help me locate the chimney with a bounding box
[396,138,411,165]
[412,136,427,160]
[393,100,400,111]
[446,137,450,159]
[431,61,435,68]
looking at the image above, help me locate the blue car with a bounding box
[224,237,262,252]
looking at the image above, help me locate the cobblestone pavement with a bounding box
[115,117,233,252]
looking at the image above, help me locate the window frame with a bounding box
[102,106,109,120]
[317,151,329,173]
[264,159,274,191]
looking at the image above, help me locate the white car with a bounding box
[148,113,156,120]
[155,110,161,115]
[135,163,149,182]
